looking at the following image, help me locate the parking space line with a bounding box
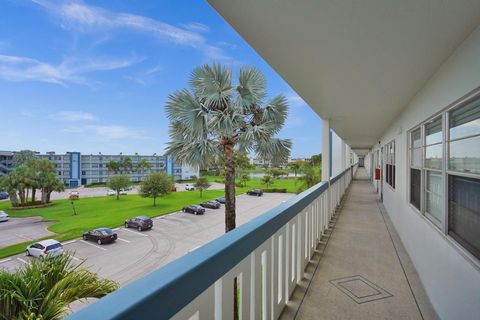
[0,258,12,264]
[63,240,77,245]
[71,256,81,261]
[79,240,107,251]
[122,228,149,237]
[17,258,28,264]
[112,227,120,231]
[117,238,131,243]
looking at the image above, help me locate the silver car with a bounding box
[26,239,64,259]
[0,211,8,222]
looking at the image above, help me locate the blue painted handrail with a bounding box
[67,167,351,320]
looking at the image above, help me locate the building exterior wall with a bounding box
[8,151,198,185]
[0,151,14,176]
[367,25,480,320]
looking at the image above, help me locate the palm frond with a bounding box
[235,67,266,111]
[0,253,117,320]
[255,138,292,164]
[165,90,208,137]
[190,64,232,110]
[262,95,288,128]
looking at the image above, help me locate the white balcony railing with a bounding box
[67,164,357,320]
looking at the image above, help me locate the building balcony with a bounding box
[66,165,437,320]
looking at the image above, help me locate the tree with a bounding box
[106,160,119,175]
[194,176,211,198]
[288,161,304,176]
[166,65,291,319]
[310,153,322,166]
[0,173,19,207]
[136,158,151,174]
[12,150,36,167]
[139,172,173,206]
[166,64,291,233]
[269,168,287,178]
[0,253,118,320]
[120,157,133,174]
[240,173,250,187]
[107,175,131,200]
[298,162,321,191]
[261,174,274,189]
[234,150,254,177]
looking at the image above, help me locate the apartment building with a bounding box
[2,151,198,187]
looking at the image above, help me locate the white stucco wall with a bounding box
[373,25,480,320]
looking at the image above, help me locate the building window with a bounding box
[408,90,480,260]
[447,96,480,260]
[424,116,444,226]
[384,140,395,188]
[410,128,422,210]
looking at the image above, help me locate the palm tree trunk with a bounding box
[32,187,36,202]
[223,142,236,233]
[223,142,239,320]
[8,191,17,207]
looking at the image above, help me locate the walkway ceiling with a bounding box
[208,0,480,149]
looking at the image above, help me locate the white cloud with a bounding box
[286,93,308,108]
[182,22,210,33]
[0,53,139,85]
[32,0,234,62]
[125,64,163,86]
[49,111,98,122]
[64,124,148,140]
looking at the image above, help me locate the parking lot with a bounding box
[0,217,54,249]
[0,193,293,287]
[47,182,225,200]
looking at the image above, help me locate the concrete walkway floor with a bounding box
[281,168,438,320]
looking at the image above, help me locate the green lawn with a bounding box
[0,177,302,259]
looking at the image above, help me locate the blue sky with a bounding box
[0,0,322,158]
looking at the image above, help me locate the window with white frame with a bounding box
[384,140,395,188]
[408,90,480,260]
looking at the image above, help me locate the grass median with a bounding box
[0,178,302,259]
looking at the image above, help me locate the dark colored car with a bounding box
[215,197,226,204]
[0,192,8,200]
[83,227,117,245]
[125,216,153,231]
[182,205,205,215]
[247,189,264,196]
[200,200,221,209]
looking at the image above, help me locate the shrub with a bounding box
[263,188,287,193]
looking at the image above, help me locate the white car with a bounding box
[0,211,8,222]
[185,184,196,191]
[107,189,128,196]
[26,239,64,259]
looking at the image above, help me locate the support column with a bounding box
[322,119,331,181]
[341,140,346,171]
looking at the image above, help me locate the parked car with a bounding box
[200,200,221,209]
[107,189,116,196]
[120,189,128,195]
[0,192,9,200]
[69,191,79,199]
[182,205,205,215]
[185,183,196,191]
[125,216,153,231]
[215,197,226,204]
[247,189,264,196]
[83,227,117,245]
[0,211,9,222]
[25,239,63,259]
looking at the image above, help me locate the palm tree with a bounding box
[298,162,321,192]
[0,253,118,320]
[166,64,291,233]
[136,159,151,175]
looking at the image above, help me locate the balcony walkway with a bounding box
[282,168,438,320]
